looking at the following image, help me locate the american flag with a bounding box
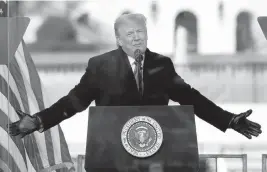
[0,1,74,172]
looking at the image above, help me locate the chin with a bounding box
[136,47,147,53]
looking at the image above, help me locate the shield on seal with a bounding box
[121,116,163,158]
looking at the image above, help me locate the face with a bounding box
[117,20,148,57]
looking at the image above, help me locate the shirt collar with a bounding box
[128,54,145,66]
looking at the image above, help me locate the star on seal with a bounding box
[121,116,163,158]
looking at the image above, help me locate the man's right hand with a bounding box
[7,110,40,138]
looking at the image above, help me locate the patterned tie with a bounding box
[134,49,144,97]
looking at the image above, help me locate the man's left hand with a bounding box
[229,109,262,139]
[7,110,39,139]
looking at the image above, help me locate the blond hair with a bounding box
[114,13,147,38]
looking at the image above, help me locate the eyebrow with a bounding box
[127,28,143,32]
[127,31,134,34]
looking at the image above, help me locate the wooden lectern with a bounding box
[84,105,199,172]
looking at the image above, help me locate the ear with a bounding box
[116,37,123,46]
[145,29,148,40]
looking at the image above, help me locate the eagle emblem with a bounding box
[121,116,163,158]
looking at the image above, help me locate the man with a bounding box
[9,12,261,154]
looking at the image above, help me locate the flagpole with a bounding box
[6,0,11,170]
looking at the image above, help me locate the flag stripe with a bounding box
[23,136,40,171]
[14,44,54,168]
[44,131,56,167]
[20,42,61,167]
[41,81,66,165]
[0,65,25,112]
[0,70,22,113]
[9,58,45,170]
[21,41,45,110]
[0,74,21,111]
[12,72,50,170]
[0,87,41,172]
[0,16,73,172]
[21,42,62,167]
[21,41,73,170]
[0,158,12,172]
[58,127,72,163]
[9,58,30,113]
[24,146,37,172]
[0,144,21,172]
[0,109,27,165]
[50,126,62,165]
[0,68,41,171]
[0,93,28,172]
[0,123,27,172]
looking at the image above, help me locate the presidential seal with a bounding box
[121,116,163,158]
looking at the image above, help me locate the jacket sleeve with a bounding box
[166,58,234,132]
[35,58,98,131]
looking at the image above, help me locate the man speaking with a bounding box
[8,12,261,170]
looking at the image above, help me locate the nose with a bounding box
[133,31,140,40]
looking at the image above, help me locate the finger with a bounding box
[246,125,262,136]
[10,131,20,136]
[241,123,261,135]
[249,124,262,132]
[241,131,252,139]
[7,121,19,129]
[247,129,259,137]
[9,127,20,136]
[16,110,26,119]
[7,121,21,136]
[248,126,262,135]
[247,120,261,129]
[7,121,20,132]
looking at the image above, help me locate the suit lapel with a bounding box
[143,48,153,97]
[117,47,139,97]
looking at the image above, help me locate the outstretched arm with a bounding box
[166,58,261,138]
[8,58,98,137]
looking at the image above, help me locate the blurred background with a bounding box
[6,0,267,171]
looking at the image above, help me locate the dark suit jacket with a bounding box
[37,47,234,132]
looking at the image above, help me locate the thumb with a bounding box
[241,109,252,118]
[15,110,27,119]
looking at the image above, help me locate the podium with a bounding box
[84,105,199,172]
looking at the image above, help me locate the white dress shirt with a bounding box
[127,55,145,73]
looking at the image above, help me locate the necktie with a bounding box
[134,55,143,97]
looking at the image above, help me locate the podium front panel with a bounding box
[85,105,199,172]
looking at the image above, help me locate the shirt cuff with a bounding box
[33,114,45,132]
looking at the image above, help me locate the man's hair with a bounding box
[114,13,147,38]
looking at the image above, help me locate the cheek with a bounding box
[121,38,130,46]
[140,33,148,41]
[124,38,134,45]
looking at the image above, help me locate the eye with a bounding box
[127,32,133,36]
